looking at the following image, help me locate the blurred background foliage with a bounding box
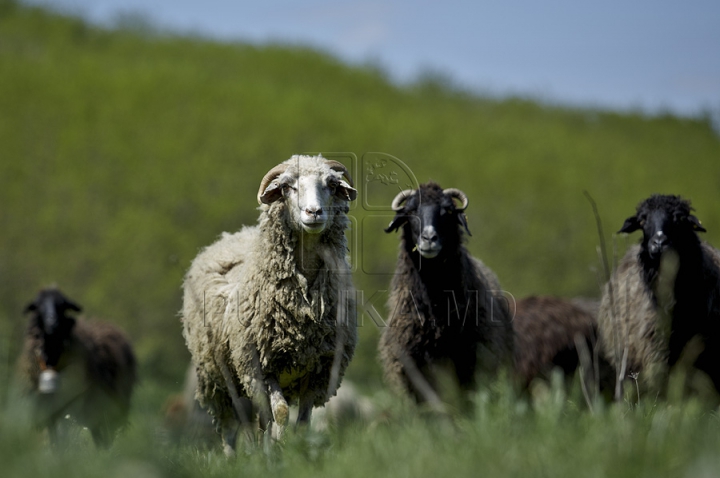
[1,0,719,395]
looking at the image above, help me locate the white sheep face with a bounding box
[258,157,356,235]
[282,172,338,234]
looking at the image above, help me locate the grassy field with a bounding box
[3,379,720,478]
[2,1,720,475]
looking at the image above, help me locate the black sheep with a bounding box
[378,182,514,405]
[598,194,720,397]
[18,288,137,446]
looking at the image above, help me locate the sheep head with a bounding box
[257,155,357,235]
[385,182,470,259]
[24,288,81,391]
[619,194,706,261]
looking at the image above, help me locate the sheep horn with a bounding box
[391,189,415,211]
[257,163,290,204]
[324,160,354,187]
[443,188,469,211]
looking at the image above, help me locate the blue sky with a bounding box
[29,0,720,117]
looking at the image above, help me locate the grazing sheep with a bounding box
[378,182,514,405]
[18,288,137,447]
[598,194,720,397]
[182,155,358,454]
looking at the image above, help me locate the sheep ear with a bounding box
[335,180,357,201]
[259,181,284,205]
[618,215,641,234]
[384,215,406,233]
[64,299,82,313]
[24,301,37,314]
[457,213,472,236]
[689,214,706,233]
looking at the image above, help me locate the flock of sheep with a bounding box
[15,154,720,453]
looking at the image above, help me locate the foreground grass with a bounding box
[2,380,720,478]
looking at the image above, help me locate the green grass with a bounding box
[2,1,720,474]
[3,379,720,478]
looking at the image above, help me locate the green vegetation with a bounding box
[3,379,720,478]
[1,1,720,476]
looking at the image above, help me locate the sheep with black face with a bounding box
[598,194,720,397]
[378,182,513,404]
[18,288,137,447]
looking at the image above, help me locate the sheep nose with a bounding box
[421,230,438,243]
[305,206,322,218]
[649,231,668,255]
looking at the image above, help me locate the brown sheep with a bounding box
[18,288,137,447]
[513,296,611,391]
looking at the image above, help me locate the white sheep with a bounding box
[181,155,358,454]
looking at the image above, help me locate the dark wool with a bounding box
[379,182,514,403]
[18,288,136,447]
[598,194,720,395]
[513,296,608,388]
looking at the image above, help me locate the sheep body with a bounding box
[378,183,513,403]
[598,195,720,395]
[513,296,601,387]
[182,155,357,449]
[18,289,136,447]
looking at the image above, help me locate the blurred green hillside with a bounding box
[1,0,719,391]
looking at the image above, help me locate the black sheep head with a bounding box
[24,288,81,368]
[619,194,706,261]
[385,182,471,259]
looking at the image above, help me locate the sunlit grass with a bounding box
[3,377,720,478]
[1,2,720,475]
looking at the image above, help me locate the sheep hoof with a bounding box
[270,393,289,427]
[223,443,236,458]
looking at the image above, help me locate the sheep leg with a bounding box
[219,417,239,457]
[296,393,313,426]
[234,397,257,448]
[266,378,289,427]
[296,375,313,425]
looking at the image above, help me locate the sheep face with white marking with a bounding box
[24,289,82,393]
